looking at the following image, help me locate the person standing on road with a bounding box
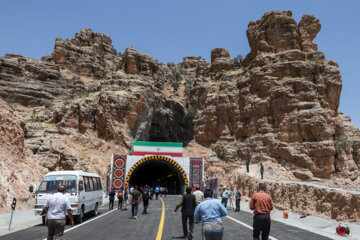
[246,160,250,173]
[193,186,204,203]
[155,186,160,200]
[108,189,115,210]
[260,163,264,180]
[117,188,124,210]
[194,189,227,240]
[41,185,74,240]
[250,183,274,240]
[130,186,142,219]
[235,189,242,212]
[142,185,150,214]
[175,186,198,239]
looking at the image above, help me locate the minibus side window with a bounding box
[97,178,102,190]
[88,177,94,191]
[96,178,102,191]
[78,180,84,191]
[92,178,98,190]
[84,177,90,192]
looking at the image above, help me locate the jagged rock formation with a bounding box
[0,54,67,106]
[1,11,360,217]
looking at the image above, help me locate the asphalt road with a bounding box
[1,196,330,240]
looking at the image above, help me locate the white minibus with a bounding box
[32,170,103,224]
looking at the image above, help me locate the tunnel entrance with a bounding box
[127,156,188,194]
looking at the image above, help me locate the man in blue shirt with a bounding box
[155,186,160,200]
[194,189,227,240]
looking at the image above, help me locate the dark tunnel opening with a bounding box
[128,160,185,194]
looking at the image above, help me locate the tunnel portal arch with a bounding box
[125,155,189,194]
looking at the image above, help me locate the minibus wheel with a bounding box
[93,203,98,216]
[77,206,84,224]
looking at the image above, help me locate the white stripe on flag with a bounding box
[133,146,183,153]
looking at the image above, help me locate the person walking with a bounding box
[221,188,230,209]
[123,188,128,210]
[142,185,150,214]
[250,183,274,240]
[130,186,142,219]
[194,189,227,240]
[41,185,74,240]
[174,186,198,239]
[155,186,160,200]
[117,188,124,210]
[193,187,204,203]
[260,163,264,180]
[108,189,115,210]
[235,189,242,212]
[246,160,250,173]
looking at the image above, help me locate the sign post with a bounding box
[8,197,16,231]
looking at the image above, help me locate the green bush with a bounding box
[28,110,41,123]
[174,71,182,81]
[335,135,351,153]
[178,69,187,75]
[62,100,70,113]
[93,69,103,78]
[185,78,193,95]
[3,96,14,108]
[103,38,111,44]
[306,57,323,71]
[79,86,93,98]
[233,54,244,63]
[78,41,86,47]
[117,61,123,70]
[44,100,54,110]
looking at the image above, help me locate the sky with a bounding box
[1,0,359,128]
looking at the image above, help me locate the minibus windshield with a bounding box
[38,175,77,193]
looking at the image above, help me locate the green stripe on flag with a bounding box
[133,141,183,147]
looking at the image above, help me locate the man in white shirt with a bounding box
[42,185,74,240]
[193,187,204,203]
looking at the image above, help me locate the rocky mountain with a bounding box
[1,11,359,218]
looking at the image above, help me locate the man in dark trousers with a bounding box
[117,188,124,210]
[175,186,198,239]
[235,189,242,212]
[108,189,115,210]
[246,160,250,173]
[250,183,274,240]
[142,185,150,214]
[41,185,74,239]
[260,163,264,180]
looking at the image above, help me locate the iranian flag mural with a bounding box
[132,141,183,157]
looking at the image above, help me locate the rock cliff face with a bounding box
[0,99,46,212]
[1,11,360,216]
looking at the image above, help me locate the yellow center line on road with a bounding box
[156,197,166,240]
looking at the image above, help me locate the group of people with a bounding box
[41,182,274,240]
[108,185,161,218]
[246,161,265,180]
[220,187,242,212]
[174,184,273,240]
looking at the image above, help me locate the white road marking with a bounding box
[42,209,117,240]
[226,215,279,240]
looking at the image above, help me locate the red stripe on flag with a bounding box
[133,151,183,157]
